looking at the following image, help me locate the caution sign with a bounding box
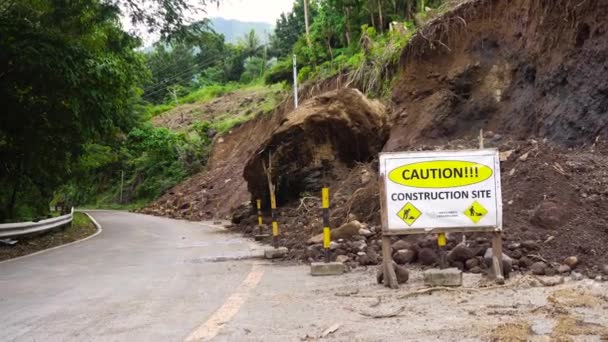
[379,149,502,232]
[397,202,421,226]
[464,201,488,223]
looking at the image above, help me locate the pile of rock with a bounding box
[301,220,604,280]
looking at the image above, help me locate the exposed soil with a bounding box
[141,114,277,219]
[0,212,98,261]
[388,0,608,150]
[143,0,608,276]
[244,88,389,207]
[140,80,355,220]
[231,135,608,276]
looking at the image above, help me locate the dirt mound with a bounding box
[232,135,608,276]
[140,85,365,220]
[388,0,608,150]
[243,88,389,206]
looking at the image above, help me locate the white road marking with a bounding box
[184,262,264,341]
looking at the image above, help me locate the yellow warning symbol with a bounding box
[397,202,421,226]
[464,201,488,224]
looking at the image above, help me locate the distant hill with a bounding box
[210,18,273,44]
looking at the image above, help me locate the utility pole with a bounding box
[293,54,298,108]
[303,0,312,48]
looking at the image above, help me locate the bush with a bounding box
[265,58,293,85]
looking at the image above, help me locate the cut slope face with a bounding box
[388,0,608,151]
[244,88,389,206]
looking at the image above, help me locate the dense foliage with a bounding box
[265,0,445,93]
[0,0,147,220]
[1,0,448,221]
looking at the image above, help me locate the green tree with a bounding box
[0,0,147,220]
[270,0,319,58]
[240,29,263,58]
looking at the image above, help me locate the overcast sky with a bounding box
[205,0,294,23]
[125,0,294,45]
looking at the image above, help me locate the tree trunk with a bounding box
[405,0,413,20]
[303,0,312,48]
[377,0,384,32]
[344,6,352,46]
[369,0,376,29]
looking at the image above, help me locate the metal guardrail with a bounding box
[0,208,74,239]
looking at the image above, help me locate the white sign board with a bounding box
[379,149,502,232]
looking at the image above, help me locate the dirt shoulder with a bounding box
[225,263,608,341]
[0,212,98,261]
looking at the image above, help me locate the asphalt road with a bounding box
[0,211,264,342]
[4,211,602,341]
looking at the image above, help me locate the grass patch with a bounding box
[210,115,251,134]
[143,83,243,119]
[0,212,98,261]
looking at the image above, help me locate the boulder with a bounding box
[545,266,558,276]
[519,256,534,268]
[530,261,547,275]
[465,258,480,270]
[530,200,564,229]
[358,228,373,237]
[244,88,389,205]
[563,256,579,268]
[418,248,439,266]
[571,271,584,281]
[392,239,416,252]
[557,264,572,274]
[509,249,523,259]
[483,248,513,276]
[394,264,410,284]
[521,240,540,251]
[393,249,416,265]
[376,262,409,284]
[358,248,379,266]
[469,266,482,274]
[447,243,474,262]
[335,255,350,263]
[307,220,365,244]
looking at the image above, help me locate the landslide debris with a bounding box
[144,0,608,279]
[243,88,389,207]
[229,0,608,278]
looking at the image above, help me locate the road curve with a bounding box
[0,211,263,342]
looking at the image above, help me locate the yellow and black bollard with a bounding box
[270,191,279,248]
[437,233,447,269]
[310,185,345,275]
[256,199,263,235]
[322,186,330,263]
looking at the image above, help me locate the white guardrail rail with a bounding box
[0,208,74,239]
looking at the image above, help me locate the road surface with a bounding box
[0,211,265,341]
[2,211,607,341]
